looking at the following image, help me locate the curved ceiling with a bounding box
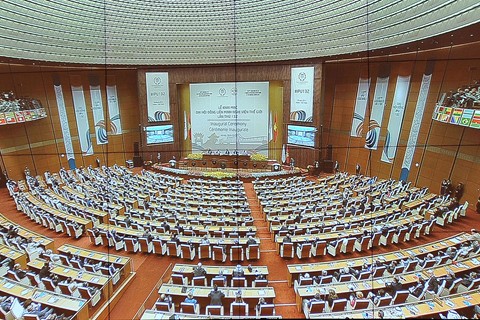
[0,0,479,65]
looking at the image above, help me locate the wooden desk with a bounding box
[295,254,480,311]
[182,154,274,170]
[63,185,125,216]
[24,193,92,230]
[28,259,112,302]
[57,243,133,275]
[276,215,424,250]
[402,193,437,211]
[116,216,256,237]
[96,223,260,250]
[270,207,395,238]
[0,244,27,269]
[0,213,54,250]
[308,290,480,319]
[141,309,282,319]
[172,264,268,286]
[0,276,89,320]
[45,189,108,224]
[158,283,275,311]
[286,233,468,286]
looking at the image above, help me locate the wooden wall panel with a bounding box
[0,66,138,179]
[1,42,479,209]
[324,43,480,208]
[138,63,322,168]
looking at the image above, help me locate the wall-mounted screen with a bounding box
[189,82,269,155]
[287,124,316,147]
[145,124,174,145]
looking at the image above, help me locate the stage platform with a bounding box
[149,163,306,182]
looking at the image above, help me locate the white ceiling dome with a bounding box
[0,0,479,65]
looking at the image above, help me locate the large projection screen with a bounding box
[190,82,269,155]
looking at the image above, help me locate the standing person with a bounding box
[334,160,339,173]
[454,183,464,201]
[355,163,361,175]
[441,179,449,195]
[193,262,207,277]
[208,285,225,306]
[476,195,480,214]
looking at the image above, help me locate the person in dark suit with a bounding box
[193,263,207,277]
[38,262,51,279]
[208,285,225,306]
[355,163,361,175]
[283,233,292,244]
[426,270,439,293]
[409,278,425,298]
[232,265,245,277]
[454,183,464,201]
[390,276,403,295]
[477,195,480,214]
[246,236,257,245]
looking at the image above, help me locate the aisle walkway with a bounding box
[243,182,303,318]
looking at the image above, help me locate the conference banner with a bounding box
[189,82,269,155]
[71,86,94,156]
[381,75,411,163]
[290,67,314,122]
[365,77,389,149]
[89,85,108,145]
[350,78,370,137]
[53,84,76,168]
[146,72,170,122]
[400,73,432,181]
[106,85,122,135]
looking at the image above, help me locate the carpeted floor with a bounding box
[0,181,478,320]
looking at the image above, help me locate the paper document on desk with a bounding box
[47,296,59,304]
[3,282,14,289]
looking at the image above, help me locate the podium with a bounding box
[133,156,143,167]
[322,160,334,173]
